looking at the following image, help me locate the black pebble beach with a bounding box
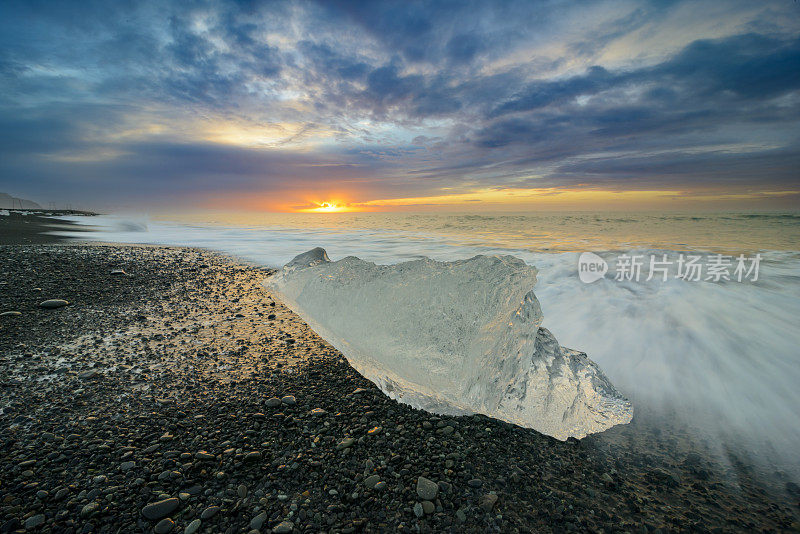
[1,244,798,533]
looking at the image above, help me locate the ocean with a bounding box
[57,210,800,475]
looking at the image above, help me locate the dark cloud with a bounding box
[0,0,798,207]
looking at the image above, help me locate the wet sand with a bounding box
[0,244,798,533]
[0,212,94,245]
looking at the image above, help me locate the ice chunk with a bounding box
[265,249,632,439]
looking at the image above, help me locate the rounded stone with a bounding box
[141,498,180,520]
[416,476,439,500]
[40,299,68,309]
[184,519,201,534]
[154,518,174,534]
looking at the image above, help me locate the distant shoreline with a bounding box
[0,210,97,245]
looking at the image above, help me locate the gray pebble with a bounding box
[39,299,68,309]
[416,476,439,500]
[184,519,201,534]
[141,498,179,520]
[25,515,45,530]
[154,518,174,534]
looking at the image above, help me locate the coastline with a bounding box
[1,243,798,532]
[0,211,95,245]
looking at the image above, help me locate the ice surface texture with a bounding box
[265,248,632,439]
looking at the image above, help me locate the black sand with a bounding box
[0,212,94,245]
[0,244,797,533]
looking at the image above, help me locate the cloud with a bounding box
[0,0,798,208]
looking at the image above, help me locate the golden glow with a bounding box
[200,186,800,213]
[301,201,357,213]
[202,121,335,147]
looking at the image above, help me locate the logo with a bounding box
[578,252,608,283]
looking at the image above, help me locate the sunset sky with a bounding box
[1,0,799,212]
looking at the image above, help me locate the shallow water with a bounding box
[56,210,800,476]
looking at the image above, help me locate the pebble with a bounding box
[265,397,282,408]
[309,408,327,416]
[184,519,201,534]
[25,514,45,529]
[244,451,262,462]
[39,299,68,309]
[273,521,294,534]
[468,478,483,488]
[336,437,355,450]
[421,500,435,514]
[81,502,99,517]
[416,476,439,500]
[413,502,424,518]
[110,269,127,275]
[249,512,267,530]
[141,498,180,520]
[363,474,380,488]
[154,518,174,534]
[200,506,220,520]
[0,311,22,316]
[281,395,296,405]
[480,493,498,512]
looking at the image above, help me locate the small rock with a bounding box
[184,519,201,534]
[273,521,294,534]
[374,481,387,491]
[480,493,498,512]
[265,397,282,408]
[244,451,262,462]
[309,408,327,416]
[200,506,220,520]
[141,498,180,520]
[110,269,127,275]
[81,502,99,517]
[413,502,424,518]
[363,474,380,489]
[336,437,355,450]
[120,461,135,471]
[237,484,248,498]
[456,508,467,522]
[421,500,435,515]
[154,518,174,534]
[467,478,483,488]
[0,311,22,317]
[40,299,68,309]
[281,395,296,406]
[416,476,439,500]
[249,512,267,530]
[25,514,45,530]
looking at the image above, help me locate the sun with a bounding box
[307,201,349,213]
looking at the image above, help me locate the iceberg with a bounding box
[265,248,632,439]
